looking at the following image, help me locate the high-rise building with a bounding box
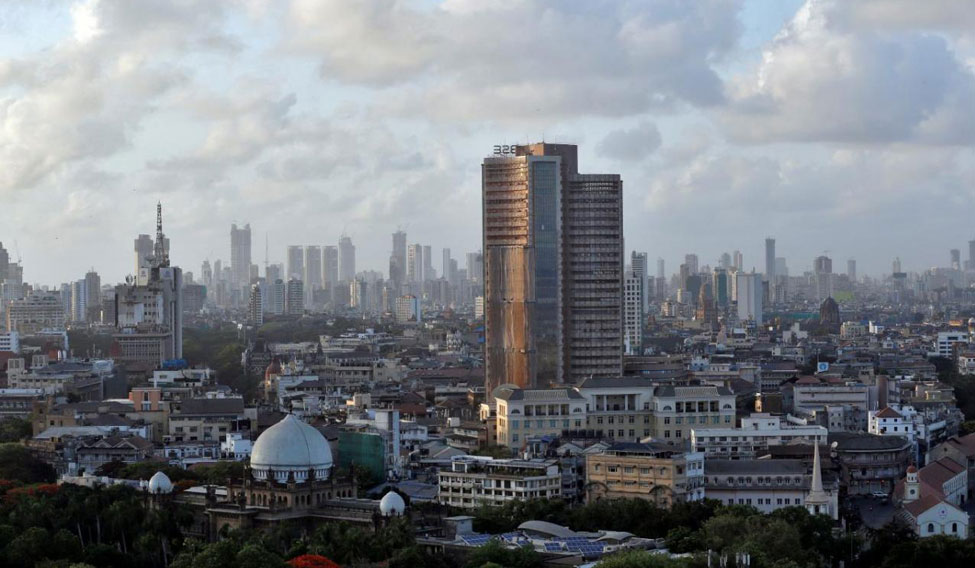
[733,250,743,271]
[395,295,420,323]
[814,255,833,300]
[285,279,304,315]
[248,283,263,326]
[684,254,699,275]
[266,263,282,284]
[71,280,86,322]
[950,249,961,271]
[201,260,213,289]
[231,223,252,290]
[407,244,423,283]
[304,246,322,301]
[631,252,648,312]
[737,272,763,325]
[482,143,622,394]
[84,269,101,322]
[719,253,731,270]
[765,237,776,298]
[338,236,355,282]
[350,279,367,312]
[466,252,483,284]
[390,231,407,287]
[969,240,975,272]
[623,270,643,355]
[713,268,729,307]
[656,258,665,279]
[423,245,434,280]
[286,246,304,281]
[442,248,453,285]
[267,279,285,315]
[134,234,154,276]
[322,246,338,286]
[847,259,856,283]
[114,203,183,366]
[892,257,902,274]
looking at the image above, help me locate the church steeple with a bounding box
[805,443,829,516]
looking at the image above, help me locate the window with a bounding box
[664,417,671,424]
[952,523,957,533]
[511,420,519,429]
[512,434,519,442]
[629,429,635,437]
[928,523,935,534]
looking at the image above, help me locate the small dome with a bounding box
[906,464,917,474]
[251,414,333,484]
[148,471,173,494]
[379,491,406,516]
[265,358,282,380]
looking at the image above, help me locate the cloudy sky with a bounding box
[3,0,974,285]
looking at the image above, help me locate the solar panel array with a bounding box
[460,534,492,546]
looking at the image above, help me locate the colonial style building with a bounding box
[692,413,828,459]
[437,456,561,509]
[584,442,704,507]
[651,385,736,443]
[493,386,586,449]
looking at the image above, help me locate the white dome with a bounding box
[148,471,173,494]
[250,414,333,484]
[379,491,406,516]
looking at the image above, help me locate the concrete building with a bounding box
[304,246,322,302]
[577,377,655,442]
[423,244,434,280]
[338,236,355,282]
[896,463,968,539]
[286,246,304,281]
[692,414,829,459]
[407,244,423,283]
[704,453,838,519]
[736,272,763,325]
[482,143,622,395]
[267,279,285,315]
[390,231,407,288]
[785,377,871,432]
[134,234,154,276]
[765,237,776,300]
[248,283,263,326]
[623,270,643,355]
[438,456,561,509]
[6,293,66,334]
[830,432,911,495]
[285,279,304,316]
[493,385,586,448]
[585,442,705,507]
[814,255,833,301]
[322,246,339,287]
[0,331,19,353]
[230,224,251,291]
[651,385,736,443]
[394,295,420,324]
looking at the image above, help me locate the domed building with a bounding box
[818,297,840,333]
[148,471,174,494]
[199,414,371,538]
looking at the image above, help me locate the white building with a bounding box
[736,272,763,325]
[897,463,968,539]
[395,295,420,324]
[623,271,644,355]
[692,413,829,459]
[0,331,19,353]
[221,432,253,460]
[868,406,916,443]
[438,456,561,509]
[930,331,968,359]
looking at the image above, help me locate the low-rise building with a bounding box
[927,433,975,497]
[437,456,561,509]
[651,385,736,443]
[829,432,911,495]
[494,386,587,449]
[167,397,248,443]
[577,377,654,442]
[896,464,968,539]
[584,442,704,507]
[692,413,828,459]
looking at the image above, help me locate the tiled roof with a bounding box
[874,407,903,419]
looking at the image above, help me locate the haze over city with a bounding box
[3,0,974,284]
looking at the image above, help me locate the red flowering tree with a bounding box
[288,554,341,568]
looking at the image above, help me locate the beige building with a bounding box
[577,377,655,441]
[651,385,736,443]
[494,386,586,449]
[438,456,561,509]
[585,442,704,507]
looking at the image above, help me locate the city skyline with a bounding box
[3,0,974,284]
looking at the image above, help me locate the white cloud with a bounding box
[597,121,662,162]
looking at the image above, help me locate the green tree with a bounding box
[0,444,56,483]
[0,418,32,442]
[597,550,699,567]
[464,540,542,568]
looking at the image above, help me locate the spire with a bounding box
[806,443,829,509]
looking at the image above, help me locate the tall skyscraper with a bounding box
[134,234,154,276]
[201,260,213,288]
[969,240,975,271]
[482,142,623,395]
[736,272,763,325]
[847,259,856,283]
[71,280,86,322]
[407,244,423,283]
[684,254,699,275]
[230,223,252,290]
[338,236,355,281]
[248,283,263,326]
[893,257,902,274]
[631,252,648,312]
[733,250,743,271]
[422,245,434,280]
[765,237,776,298]
[656,258,665,280]
[623,269,643,355]
[322,246,339,286]
[814,255,833,300]
[719,252,731,270]
[304,245,322,298]
[285,279,304,315]
[950,248,961,271]
[84,269,101,322]
[442,248,453,284]
[286,246,304,281]
[466,251,483,284]
[390,230,407,287]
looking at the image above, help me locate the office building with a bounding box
[304,245,322,301]
[493,385,586,448]
[285,279,304,316]
[631,251,648,312]
[338,236,355,282]
[684,254,699,275]
[847,259,857,283]
[422,245,434,280]
[407,244,423,283]
[652,385,736,442]
[691,414,829,459]
[84,270,101,322]
[394,295,420,324]
[6,294,65,333]
[114,203,183,367]
[482,143,622,392]
[267,279,285,315]
[442,248,453,285]
[322,246,338,287]
[466,252,483,284]
[577,377,655,441]
[736,272,763,325]
[231,224,252,290]
[950,249,961,270]
[286,246,304,281]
